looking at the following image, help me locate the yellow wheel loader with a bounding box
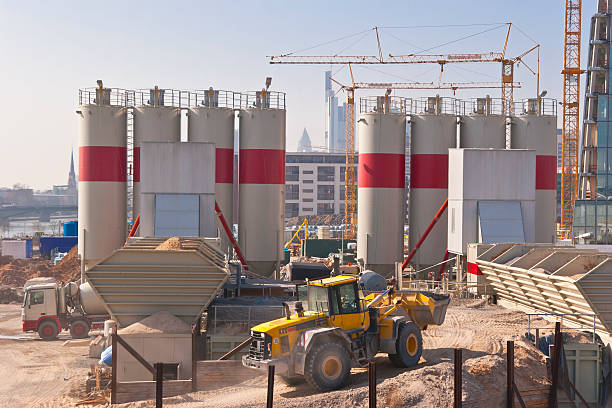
[242,272,450,391]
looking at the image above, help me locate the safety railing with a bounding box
[188,90,237,109]
[513,98,558,116]
[457,97,506,116]
[78,87,132,106]
[359,96,408,114]
[131,88,191,107]
[407,96,462,115]
[237,91,286,110]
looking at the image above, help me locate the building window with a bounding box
[285,203,299,218]
[303,180,313,184]
[340,166,358,182]
[302,207,313,212]
[317,203,334,215]
[286,184,299,200]
[303,198,313,202]
[302,170,313,174]
[317,185,334,200]
[318,166,335,181]
[303,188,313,193]
[286,166,299,182]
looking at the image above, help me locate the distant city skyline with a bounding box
[0,1,599,189]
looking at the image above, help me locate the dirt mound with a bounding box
[155,237,184,251]
[118,311,191,334]
[0,286,22,303]
[285,214,344,227]
[0,246,80,288]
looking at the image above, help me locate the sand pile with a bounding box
[118,311,191,334]
[0,285,22,303]
[285,214,344,227]
[155,237,184,251]
[0,246,80,288]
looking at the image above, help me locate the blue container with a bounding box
[63,221,78,237]
[39,236,78,255]
[25,239,32,258]
[100,346,112,366]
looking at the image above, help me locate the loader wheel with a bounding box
[38,320,59,341]
[388,322,422,368]
[304,342,351,391]
[70,319,90,339]
[279,375,305,386]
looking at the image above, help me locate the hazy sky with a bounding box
[0,0,598,189]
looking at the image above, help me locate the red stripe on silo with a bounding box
[536,155,557,190]
[133,147,140,183]
[79,146,127,182]
[216,148,234,184]
[410,154,448,189]
[358,153,405,188]
[467,262,482,275]
[239,149,285,184]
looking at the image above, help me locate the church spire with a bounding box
[68,150,76,189]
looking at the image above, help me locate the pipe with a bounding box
[125,214,140,246]
[436,249,449,280]
[402,198,448,270]
[215,201,249,271]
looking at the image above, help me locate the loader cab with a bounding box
[22,284,58,326]
[307,276,366,331]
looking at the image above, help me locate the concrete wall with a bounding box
[447,148,536,255]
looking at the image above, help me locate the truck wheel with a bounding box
[279,375,304,386]
[388,322,422,368]
[304,342,351,391]
[38,320,59,340]
[70,319,90,339]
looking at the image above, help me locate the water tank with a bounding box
[188,101,235,252]
[460,98,506,149]
[238,98,286,277]
[357,109,406,277]
[410,110,457,268]
[77,104,127,268]
[511,108,557,243]
[63,221,78,237]
[132,103,181,220]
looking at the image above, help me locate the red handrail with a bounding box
[401,198,448,270]
[215,201,249,271]
[124,214,141,246]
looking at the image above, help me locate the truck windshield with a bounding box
[307,286,329,314]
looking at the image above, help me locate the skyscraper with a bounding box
[325,70,346,152]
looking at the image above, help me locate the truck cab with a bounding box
[242,274,450,391]
[22,283,61,340]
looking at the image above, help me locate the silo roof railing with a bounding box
[238,91,286,110]
[474,243,612,334]
[512,98,558,116]
[85,237,230,328]
[359,96,408,114]
[456,97,506,116]
[407,96,462,115]
[78,87,133,107]
[188,90,237,109]
[131,88,193,108]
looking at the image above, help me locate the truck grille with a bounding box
[249,331,270,360]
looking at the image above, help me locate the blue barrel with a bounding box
[63,221,78,237]
[100,345,112,366]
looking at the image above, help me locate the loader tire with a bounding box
[70,319,90,339]
[38,320,59,341]
[279,375,305,386]
[388,322,422,368]
[304,342,351,391]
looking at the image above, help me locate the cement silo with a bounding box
[460,98,506,148]
[357,96,406,277]
[238,91,286,277]
[132,88,181,220]
[188,90,235,253]
[511,98,557,243]
[409,97,458,269]
[77,87,127,269]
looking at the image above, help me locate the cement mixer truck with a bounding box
[21,278,108,340]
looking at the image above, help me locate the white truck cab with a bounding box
[22,283,61,339]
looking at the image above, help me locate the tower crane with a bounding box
[270,24,537,239]
[559,0,583,239]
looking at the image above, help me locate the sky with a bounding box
[0,0,599,190]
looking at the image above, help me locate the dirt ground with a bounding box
[0,299,556,408]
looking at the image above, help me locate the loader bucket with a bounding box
[405,292,450,327]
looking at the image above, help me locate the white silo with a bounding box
[511,99,557,243]
[77,87,127,269]
[460,97,506,149]
[132,88,181,220]
[238,91,286,277]
[188,89,235,252]
[357,96,407,277]
[409,97,458,269]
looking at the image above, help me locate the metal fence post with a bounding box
[155,363,163,408]
[267,364,275,408]
[535,328,540,349]
[507,341,514,408]
[369,361,377,408]
[549,322,561,408]
[111,332,117,404]
[454,348,462,408]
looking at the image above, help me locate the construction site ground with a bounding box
[0,298,562,408]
